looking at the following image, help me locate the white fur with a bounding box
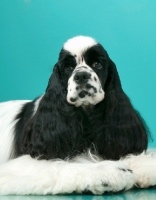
[32,95,43,116]
[0,149,155,195]
[64,36,97,61]
[123,152,156,188]
[67,64,104,106]
[0,153,135,195]
[0,100,30,163]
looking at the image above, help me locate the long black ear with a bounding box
[92,58,151,160]
[104,58,122,91]
[21,64,84,159]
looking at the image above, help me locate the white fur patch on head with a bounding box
[63,36,97,61]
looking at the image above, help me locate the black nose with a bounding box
[74,72,91,84]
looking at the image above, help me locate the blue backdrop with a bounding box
[0,0,156,147]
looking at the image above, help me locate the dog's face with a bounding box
[58,36,109,107]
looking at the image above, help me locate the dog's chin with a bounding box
[67,90,105,107]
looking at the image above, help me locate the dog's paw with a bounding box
[123,152,156,188]
[74,161,135,195]
[0,157,135,195]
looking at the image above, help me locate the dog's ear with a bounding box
[20,64,83,159]
[104,58,122,91]
[92,58,151,160]
[45,63,65,93]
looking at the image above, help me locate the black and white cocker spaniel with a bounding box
[0,36,156,195]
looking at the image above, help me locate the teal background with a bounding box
[0,0,156,148]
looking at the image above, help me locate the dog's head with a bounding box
[58,36,110,107]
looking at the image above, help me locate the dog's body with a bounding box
[0,36,155,195]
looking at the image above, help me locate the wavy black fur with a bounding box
[14,43,151,160]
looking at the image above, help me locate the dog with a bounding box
[0,36,155,195]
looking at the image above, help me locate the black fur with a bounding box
[14,43,151,160]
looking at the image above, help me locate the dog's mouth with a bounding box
[67,81,105,107]
[77,83,97,98]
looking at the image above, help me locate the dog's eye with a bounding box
[65,66,74,72]
[92,62,102,69]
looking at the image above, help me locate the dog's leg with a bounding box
[122,150,156,188]
[0,155,135,195]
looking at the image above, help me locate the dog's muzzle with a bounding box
[67,65,105,107]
